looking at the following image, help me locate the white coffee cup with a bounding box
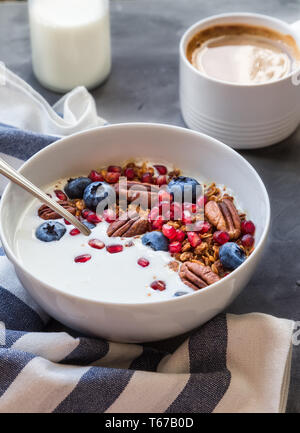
[179,13,300,149]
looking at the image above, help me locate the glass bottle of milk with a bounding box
[28,0,111,92]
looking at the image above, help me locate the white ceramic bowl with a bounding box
[0,123,270,342]
[180,13,300,149]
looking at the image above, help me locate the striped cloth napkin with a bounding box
[0,67,295,413]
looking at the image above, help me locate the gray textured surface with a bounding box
[0,0,299,412]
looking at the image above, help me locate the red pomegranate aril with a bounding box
[171,202,182,220]
[182,210,193,225]
[183,202,197,214]
[106,172,120,184]
[87,212,102,224]
[103,209,116,223]
[162,224,177,240]
[241,234,254,248]
[70,228,80,236]
[169,241,182,254]
[154,165,167,175]
[197,195,208,208]
[106,244,123,254]
[187,232,201,248]
[213,230,230,245]
[108,165,122,173]
[150,280,166,291]
[74,254,91,263]
[88,239,105,249]
[64,218,71,225]
[152,215,164,230]
[89,170,104,182]
[158,190,172,203]
[137,258,150,267]
[54,189,67,201]
[241,220,256,235]
[175,229,186,242]
[124,167,135,180]
[156,175,167,186]
[194,220,211,234]
[82,209,90,219]
[148,206,160,222]
[141,172,153,183]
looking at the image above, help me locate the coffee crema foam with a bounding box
[187,24,300,84]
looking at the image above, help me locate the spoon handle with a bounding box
[0,158,91,236]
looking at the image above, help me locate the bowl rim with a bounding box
[179,12,300,88]
[0,122,271,307]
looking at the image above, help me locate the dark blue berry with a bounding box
[219,242,246,270]
[142,231,169,251]
[174,291,188,297]
[64,177,92,199]
[83,181,115,212]
[167,176,200,203]
[36,221,66,242]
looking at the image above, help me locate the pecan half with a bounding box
[204,198,241,239]
[115,181,159,209]
[38,200,76,220]
[179,261,220,290]
[107,212,150,237]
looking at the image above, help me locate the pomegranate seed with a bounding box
[137,258,150,267]
[103,209,116,223]
[241,234,254,248]
[54,189,67,201]
[105,172,120,184]
[162,224,177,240]
[124,167,135,180]
[158,190,172,203]
[88,239,105,249]
[106,244,123,254]
[64,218,71,225]
[148,206,160,222]
[213,231,230,245]
[194,221,211,234]
[187,232,201,248]
[108,165,122,173]
[82,209,90,219]
[141,172,153,183]
[175,230,186,242]
[154,165,167,175]
[241,220,255,235]
[159,201,172,220]
[183,202,197,214]
[74,254,91,263]
[152,215,164,230]
[169,241,182,254]
[156,175,167,186]
[87,213,102,224]
[197,195,208,208]
[150,280,166,291]
[182,210,193,225]
[171,202,182,220]
[89,170,104,182]
[70,228,80,236]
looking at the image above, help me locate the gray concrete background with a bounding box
[0,0,299,412]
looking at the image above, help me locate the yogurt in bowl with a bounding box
[0,123,270,342]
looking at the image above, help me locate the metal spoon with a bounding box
[0,157,91,236]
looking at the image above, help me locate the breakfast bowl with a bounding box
[0,123,270,342]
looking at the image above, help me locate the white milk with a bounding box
[28,0,111,92]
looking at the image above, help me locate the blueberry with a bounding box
[142,231,169,251]
[219,242,246,270]
[83,181,115,211]
[167,176,200,203]
[83,221,96,230]
[174,291,188,297]
[36,221,66,242]
[64,177,92,199]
